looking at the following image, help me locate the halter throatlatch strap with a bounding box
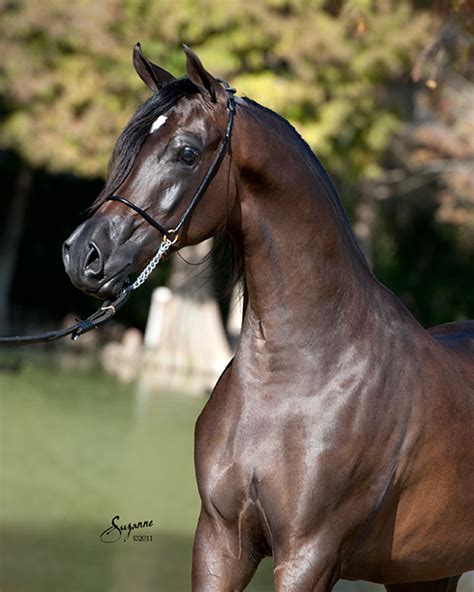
[0,80,236,347]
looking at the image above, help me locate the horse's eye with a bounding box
[179,146,199,164]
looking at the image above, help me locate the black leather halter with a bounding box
[105,79,236,242]
[0,80,237,347]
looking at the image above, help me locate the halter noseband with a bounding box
[105,79,236,243]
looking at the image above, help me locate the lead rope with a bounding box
[68,234,176,342]
[0,236,177,347]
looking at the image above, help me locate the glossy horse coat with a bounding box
[64,45,474,591]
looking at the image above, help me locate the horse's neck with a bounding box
[233,104,420,356]
[239,179,372,344]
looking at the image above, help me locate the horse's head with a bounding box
[63,44,238,299]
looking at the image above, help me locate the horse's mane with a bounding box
[242,97,368,267]
[242,98,352,224]
[242,98,341,201]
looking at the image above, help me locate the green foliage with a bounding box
[0,0,433,180]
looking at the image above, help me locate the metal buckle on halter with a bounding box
[164,229,179,245]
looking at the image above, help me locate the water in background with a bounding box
[1,364,472,592]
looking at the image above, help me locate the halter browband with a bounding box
[106,80,236,242]
[0,79,237,346]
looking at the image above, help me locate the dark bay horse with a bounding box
[63,45,474,591]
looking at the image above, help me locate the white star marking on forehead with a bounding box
[150,115,168,134]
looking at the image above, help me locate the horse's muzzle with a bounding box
[63,220,131,299]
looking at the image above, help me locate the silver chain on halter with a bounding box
[127,235,176,292]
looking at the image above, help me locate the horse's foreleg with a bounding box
[272,543,339,592]
[192,507,262,592]
[385,576,461,592]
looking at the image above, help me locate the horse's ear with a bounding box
[182,44,226,104]
[133,42,176,93]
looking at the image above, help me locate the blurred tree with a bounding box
[0,0,142,176]
[0,0,433,181]
[0,160,31,327]
[409,16,474,245]
[369,11,474,325]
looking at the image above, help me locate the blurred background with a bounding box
[0,1,473,591]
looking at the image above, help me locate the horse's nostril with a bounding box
[85,243,99,267]
[63,241,70,255]
[62,240,71,269]
[84,242,103,277]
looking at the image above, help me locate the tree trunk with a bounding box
[0,163,32,329]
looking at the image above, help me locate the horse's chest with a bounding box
[196,389,400,535]
[195,404,277,523]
